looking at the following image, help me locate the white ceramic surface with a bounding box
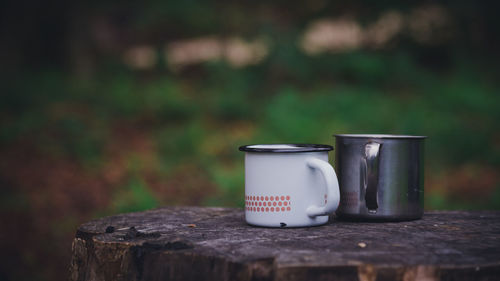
[242,145,340,227]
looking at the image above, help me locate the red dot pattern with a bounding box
[245,195,292,212]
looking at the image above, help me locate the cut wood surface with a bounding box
[70,207,500,281]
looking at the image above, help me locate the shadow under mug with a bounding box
[239,144,340,227]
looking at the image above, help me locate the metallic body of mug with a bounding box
[334,134,426,221]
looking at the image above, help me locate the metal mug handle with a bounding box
[364,142,381,213]
[305,158,340,217]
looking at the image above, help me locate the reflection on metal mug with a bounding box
[334,134,426,221]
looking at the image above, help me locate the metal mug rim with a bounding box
[334,134,427,139]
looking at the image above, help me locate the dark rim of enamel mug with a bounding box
[334,134,427,139]
[239,144,333,153]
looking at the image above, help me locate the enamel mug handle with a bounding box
[305,158,340,217]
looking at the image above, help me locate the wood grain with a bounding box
[70,207,500,281]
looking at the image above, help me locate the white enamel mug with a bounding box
[239,144,340,227]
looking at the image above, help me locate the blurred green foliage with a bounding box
[111,177,159,213]
[1,1,500,280]
[3,51,499,213]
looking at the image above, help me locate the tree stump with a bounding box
[70,207,500,281]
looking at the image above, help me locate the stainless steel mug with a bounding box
[334,134,426,221]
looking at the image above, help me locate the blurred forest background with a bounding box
[1,0,499,280]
